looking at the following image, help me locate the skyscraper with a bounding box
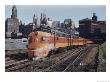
[11,5,17,19]
[33,14,38,25]
[5,5,19,32]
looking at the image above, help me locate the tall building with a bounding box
[11,5,17,19]
[33,14,38,25]
[64,19,75,29]
[92,13,97,22]
[5,5,19,32]
[52,21,60,28]
[79,13,106,41]
[64,19,72,28]
[47,18,53,27]
[40,12,47,25]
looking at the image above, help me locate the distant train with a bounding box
[27,30,92,59]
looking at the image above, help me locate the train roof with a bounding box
[29,28,79,38]
[51,29,79,38]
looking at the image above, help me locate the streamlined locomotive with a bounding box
[27,30,87,59]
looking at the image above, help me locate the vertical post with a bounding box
[54,27,55,48]
[67,35,69,47]
[67,30,69,47]
[70,28,71,47]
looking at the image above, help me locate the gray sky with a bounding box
[5,5,106,27]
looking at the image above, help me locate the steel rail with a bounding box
[63,46,93,72]
[41,46,87,72]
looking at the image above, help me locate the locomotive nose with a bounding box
[28,31,39,58]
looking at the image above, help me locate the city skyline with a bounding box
[5,5,106,27]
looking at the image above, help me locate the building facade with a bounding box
[79,13,106,41]
[5,5,19,32]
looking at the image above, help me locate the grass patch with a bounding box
[97,42,106,72]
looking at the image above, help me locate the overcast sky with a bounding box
[5,5,106,27]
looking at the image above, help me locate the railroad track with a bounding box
[5,59,32,72]
[13,47,81,72]
[41,46,88,72]
[5,52,30,72]
[63,46,93,72]
[6,59,29,68]
[6,45,93,72]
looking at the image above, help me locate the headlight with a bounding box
[42,36,49,41]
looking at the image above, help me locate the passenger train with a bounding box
[27,30,90,59]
